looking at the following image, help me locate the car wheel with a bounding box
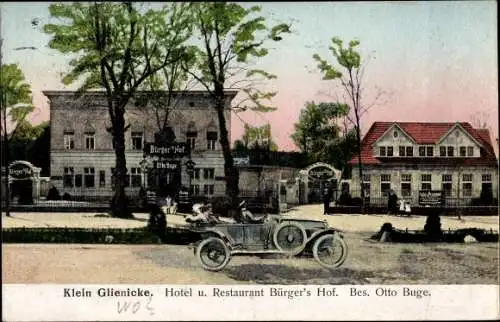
[272,222,307,255]
[312,233,348,269]
[196,237,231,272]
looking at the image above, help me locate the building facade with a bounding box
[45,90,237,199]
[349,122,498,206]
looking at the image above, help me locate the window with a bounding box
[419,146,434,157]
[467,146,474,157]
[193,168,200,180]
[203,168,215,180]
[481,174,492,196]
[482,174,492,182]
[462,173,473,197]
[191,184,200,196]
[401,174,412,197]
[447,146,454,157]
[85,134,95,150]
[203,184,215,196]
[421,174,432,191]
[187,131,197,151]
[207,131,217,150]
[63,167,74,187]
[399,146,405,157]
[64,132,75,150]
[84,167,95,188]
[399,146,413,157]
[459,146,466,157]
[362,174,370,197]
[393,131,398,138]
[380,174,391,196]
[378,146,393,157]
[440,146,446,157]
[131,132,143,150]
[99,170,106,187]
[130,168,142,187]
[442,174,452,197]
[75,174,82,188]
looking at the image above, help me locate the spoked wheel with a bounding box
[196,237,231,272]
[312,233,348,269]
[273,222,307,255]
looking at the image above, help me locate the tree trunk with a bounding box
[110,109,133,218]
[214,97,239,214]
[354,121,365,214]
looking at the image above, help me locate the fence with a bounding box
[1,189,279,213]
[328,188,498,215]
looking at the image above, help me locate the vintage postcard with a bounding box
[1,1,498,321]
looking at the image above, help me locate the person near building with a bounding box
[387,189,399,215]
[323,185,332,215]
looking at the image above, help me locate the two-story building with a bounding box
[349,122,498,206]
[44,90,237,199]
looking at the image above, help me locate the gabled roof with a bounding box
[349,121,498,166]
[372,123,416,146]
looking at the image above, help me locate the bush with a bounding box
[62,192,72,201]
[337,191,352,206]
[46,186,61,201]
[2,227,160,244]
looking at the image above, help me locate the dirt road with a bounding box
[3,232,498,284]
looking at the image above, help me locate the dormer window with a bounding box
[467,146,474,156]
[459,146,466,157]
[419,146,434,157]
[440,146,454,157]
[399,146,413,157]
[378,146,393,157]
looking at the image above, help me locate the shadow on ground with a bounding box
[224,264,376,284]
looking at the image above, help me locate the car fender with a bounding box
[305,229,344,249]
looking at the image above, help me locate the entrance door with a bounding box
[154,166,181,198]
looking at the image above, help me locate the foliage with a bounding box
[312,37,368,210]
[237,123,278,151]
[291,101,356,169]
[185,2,291,208]
[0,63,34,137]
[8,121,50,174]
[43,2,194,218]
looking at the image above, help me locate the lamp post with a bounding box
[0,6,38,216]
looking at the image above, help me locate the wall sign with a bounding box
[418,190,444,206]
[9,162,34,179]
[144,142,189,158]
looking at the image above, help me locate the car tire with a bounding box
[272,222,307,255]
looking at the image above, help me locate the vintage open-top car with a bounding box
[185,201,348,271]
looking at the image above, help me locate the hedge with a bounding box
[1,227,201,245]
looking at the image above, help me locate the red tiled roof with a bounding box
[349,122,498,166]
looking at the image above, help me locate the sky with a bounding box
[1,1,498,153]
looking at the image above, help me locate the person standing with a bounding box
[323,185,331,215]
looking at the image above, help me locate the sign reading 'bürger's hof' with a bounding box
[144,142,189,158]
[9,162,34,179]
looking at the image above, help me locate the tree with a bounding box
[43,2,194,217]
[184,2,291,211]
[312,37,376,212]
[240,123,278,151]
[9,121,50,175]
[1,63,34,217]
[291,101,356,169]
